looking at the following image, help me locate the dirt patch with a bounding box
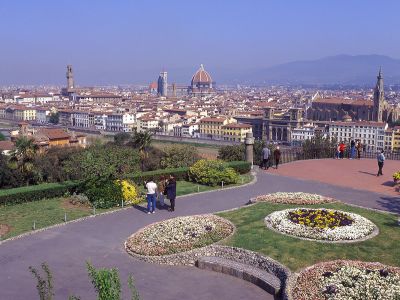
[61,198,91,211]
[0,224,10,237]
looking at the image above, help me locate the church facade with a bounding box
[307,69,398,123]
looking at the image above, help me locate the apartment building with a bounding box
[137,117,159,133]
[199,117,236,138]
[329,121,387,151]
[221,123,252,142]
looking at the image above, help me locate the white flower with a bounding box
[265,208,377,241]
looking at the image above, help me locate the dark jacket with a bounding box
[166,180,177,200]
[273,149,281,160]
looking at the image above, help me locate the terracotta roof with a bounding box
[314,97,373,106]
[200,117,226,123]
[191,64,212,84]
[0,141,15,151]
[37,128,71,140]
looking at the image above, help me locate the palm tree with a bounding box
[9,136,39,183]
[131,131,152,170]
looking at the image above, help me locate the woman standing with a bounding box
[157,176,166,208]
[166,175,177,212]
[273,146,281,169]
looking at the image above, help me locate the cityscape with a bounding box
[1,1,400,300]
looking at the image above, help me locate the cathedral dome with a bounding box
[191,64,212,85]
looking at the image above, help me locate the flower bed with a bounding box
[291,260,400,300]
[265,208,377,242]
[288,209,353,229]
[126,215,234,256]
[252,192,337,205]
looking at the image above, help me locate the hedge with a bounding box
[0,161,251,206]
[0,181,79,206]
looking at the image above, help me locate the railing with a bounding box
[278,147,400,165]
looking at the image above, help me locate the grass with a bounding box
[0,198,115,240]
[217,202,400,272]
[0,175,253,241]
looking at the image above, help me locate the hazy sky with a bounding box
[1,0,400,85]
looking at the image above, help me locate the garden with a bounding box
[123,192,400,299]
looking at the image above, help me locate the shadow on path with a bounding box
[377,196,400,214]
[358,171,377,176]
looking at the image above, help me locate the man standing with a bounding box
[145,178,157,214]
[377,150,385,177]
[273,146,281,169]
[261,145,271,170]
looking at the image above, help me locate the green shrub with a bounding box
[189,159,239,186]
[84,180,123,209]
[224,161,251,174]
[0,181,78,205]
[217,145,245,161]
[87,262,121,300]
[160,144,200,168]
[126,167,188,184]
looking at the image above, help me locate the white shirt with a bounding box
[146,181,157,194]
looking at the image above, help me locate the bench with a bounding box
[196,256,281,296]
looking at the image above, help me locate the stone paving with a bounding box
[0,159,399,300]
[272,158,400,196]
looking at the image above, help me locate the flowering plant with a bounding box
[116,180,142,205]
[126,215,234,256]
[289,209,353,230]
[253,192,336,205]
[265,208,376,241]
[393,172,400,181]
[292,260,400,300]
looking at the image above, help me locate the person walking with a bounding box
[145,178,157,214]
[350,140,356,159]
[356,141,362,159]
[157,176,167,208]
[166,175,177,212]
[273,146,281,169]
[339,142,346,159]
[261,145,271,170]
[377,150,385,176]
[336,143,340,159]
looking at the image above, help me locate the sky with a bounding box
[1,0,400,85]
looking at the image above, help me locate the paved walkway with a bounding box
[272,158,400,196]
[1,160,399,300]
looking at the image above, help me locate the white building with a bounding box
[137,117,159,133]
[106,113,136,132]
[36,108,51,123]
[329,121,387,151]
[291,125,318,142]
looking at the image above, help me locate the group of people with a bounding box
[261,146,281,170]
[336,140,363,160]
[144,175,177,214]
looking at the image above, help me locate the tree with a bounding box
[48,113,59,125]
[0,154,21,188]
[160,144,200,168]
[130,131,153,171]
[9,136,39,184]
[114,132,131,145]
[0,132,5,141]
[217,145,245,162]
[302,132,337,159]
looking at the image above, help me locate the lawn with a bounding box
[0,175,253,241]
[217,202,400,272]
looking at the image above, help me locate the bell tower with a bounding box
[373,67,384,122]
[66,65,75,90]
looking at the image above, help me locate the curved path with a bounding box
[1,159,399,300]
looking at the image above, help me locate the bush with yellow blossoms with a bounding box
[117,180,142,205]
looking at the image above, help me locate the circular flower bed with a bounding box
[291,260,400,300]
[126,215,234,256]
[252,192,337,205]
[265,208,377,242]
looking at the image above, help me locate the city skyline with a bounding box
[1,0,400,85]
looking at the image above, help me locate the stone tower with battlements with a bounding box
[66,65,75,90]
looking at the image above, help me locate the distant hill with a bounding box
[242,55,400,86]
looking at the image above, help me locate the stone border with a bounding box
[264,208,379,244]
